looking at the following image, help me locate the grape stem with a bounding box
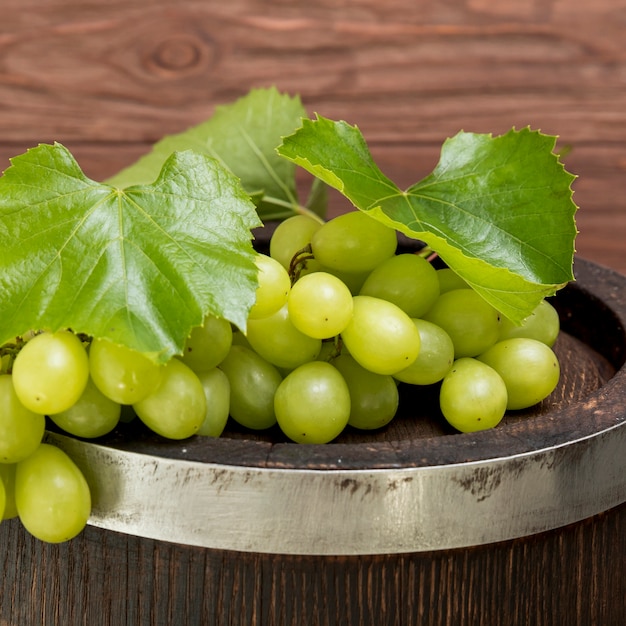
[261,196,326,224]
[417,246,439,264]
[288,243,316,284]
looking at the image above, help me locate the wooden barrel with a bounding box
[1,256,625,626]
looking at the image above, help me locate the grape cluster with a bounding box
[0,209,561,543]
[254,210,560,440]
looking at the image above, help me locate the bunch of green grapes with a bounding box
[0,312,234,543]
[0,208,562,544]
[257,210,561,440]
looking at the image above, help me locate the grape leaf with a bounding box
[0,143,261,362]
[106,86,322,221]
[277,116,578,323]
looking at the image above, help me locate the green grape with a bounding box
[179,315,233,373]
[218,345,282,430]
[49,378,121,439]
[437,268,469,293]
[248,253,291,320]
[274,361,351,444]
[246,304,322,370]
[89,338,163,405]
[478,338,560,410]
[498,299,560,347]
[394,319,455,386]
[332,354,399,430]
[197,368,230,437]
[0,375,45,464]
[288,272,354,339]
[424,288,501,358]
[269,214,323,274]
[439,358,508,432]
[15,443,91,543]
[311,210,397,273]
[359,253,440,318]
[133,358,206,440]
[317,265,370,295]
[0,463,18,519]
[12,330,89,415]
[340,296,420,375]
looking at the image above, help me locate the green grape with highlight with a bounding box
[311,211,397,273]
[15,443,91,543]
[274,361,350,443]
[49,378,121,439]
[12,330,89,415]
[288,272,354,339]
[359,253,440,318]
[439,358,508,432]
[133,358,207,440]
[89,338,163,405]
[340,296,420,375]
[478,338,560,410]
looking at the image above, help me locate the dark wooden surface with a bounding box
[1,2,626,625]
[1,0,626,273]
[2,504,625,626]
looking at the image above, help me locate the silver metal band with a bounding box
[47,418,626,555]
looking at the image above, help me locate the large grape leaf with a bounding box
[0,143,261,362]
[277,116,578,323]
[106,87,322,221]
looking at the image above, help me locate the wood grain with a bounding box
[1,0,626,272]
[1,505,625,626]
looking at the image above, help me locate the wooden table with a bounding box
[1,0,625,274]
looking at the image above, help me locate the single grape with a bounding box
[196,368,231,437]
[49,378,121,439]
[311,210,397,273]
[269,214,323,274]
[246,304,322,370]
[248,253,291,320]
[15,443,91,543]
[179,315,233,373]
[218,344,281,430]
[478,338,560,410]
[439,358,508,432]
[133,358,207,440]
[359,253,440,318]
[288,272,354,339]
[0,463,18,520]
[393,319,455,386]
[274,361,351,444]
[332,354,399,430]
[424,288,500,358]
[437,268,469,293]
[89,338,163,405]
[498,299,560,347]
[12,330,89,414]
[0,375,46,464]
[340,296,420,375]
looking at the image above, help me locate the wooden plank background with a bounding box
[1,0,625,273]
